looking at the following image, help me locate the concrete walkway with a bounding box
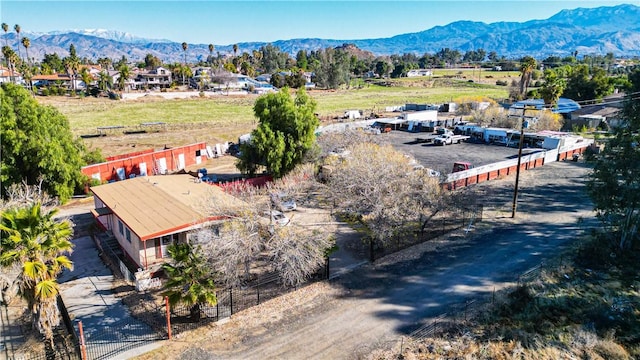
[59,236,164,359]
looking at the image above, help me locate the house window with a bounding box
[118,220,124,235]
[125,228,131,243]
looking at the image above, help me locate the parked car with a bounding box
[271,192,297,212]
[266,210,290,226]
[452,162,473,173]
[434,133,470,145]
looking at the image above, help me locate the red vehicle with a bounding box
[452,162,473,173]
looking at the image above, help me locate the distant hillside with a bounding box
[3,4,639,62]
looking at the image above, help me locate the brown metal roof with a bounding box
[91,174,236,241]
[32,74,71,81]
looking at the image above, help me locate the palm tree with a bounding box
[181,42,188,86]
[97,70,112,93]
[233,44,238,58]
[21,37,30,65]
[181,42,188,65]
[162,243,217,322]
[79,67,92,95]
[519,56,537,98]
[19,62,34,94]
[66,62,80,94]
[13,24,21,61]
[1,23,9,48]
[2,45,16,83]
[208,43,214,66]
[0,202,74,346]
[117,63,131,93]
[540,70,566,108]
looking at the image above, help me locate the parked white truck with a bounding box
[433,132,470,145]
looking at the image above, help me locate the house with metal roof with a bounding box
[566,103,622,130]
[90,174,238,270]
[511,97,581,114]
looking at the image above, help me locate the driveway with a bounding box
[135,160,596,359]
[58,236,164,359]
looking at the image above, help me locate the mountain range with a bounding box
[3,4,640,63]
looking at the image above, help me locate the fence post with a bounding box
[325,256,330,280]
[165,296,172,340]
[78,321,88,360]
[369,238,375,262]
[492,286,496,305]
[229,288,233,315]
[216,292,220,321]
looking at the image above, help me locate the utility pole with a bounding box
[511,106,533,218]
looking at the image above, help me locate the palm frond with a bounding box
[34,279,59,300]
[23,261,47,281]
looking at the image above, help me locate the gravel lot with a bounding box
[382,130,523,174]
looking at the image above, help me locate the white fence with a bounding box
[445,139,593,189]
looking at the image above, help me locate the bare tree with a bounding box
[196,183,266,287]
[210,68,235,92]
[267,226,332,287]
[316,129,388,157]
[324,142,445,247]
[469,107,514,128]
[196,168,333,287]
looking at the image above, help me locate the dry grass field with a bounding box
[36,78,510,157]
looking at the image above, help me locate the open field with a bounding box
[308,82,509,115]
[36,79,509,156]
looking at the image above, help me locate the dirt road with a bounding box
[134,160,595,360]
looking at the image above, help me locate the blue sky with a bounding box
[1,0,638,45]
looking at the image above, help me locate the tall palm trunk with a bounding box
[13,25,21,62]
[23,45,29,65]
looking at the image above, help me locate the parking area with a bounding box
[382,130,524,174]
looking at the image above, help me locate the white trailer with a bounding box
[402,110,438,122]
[482,128,509,145]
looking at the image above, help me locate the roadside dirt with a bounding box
[133,160,595,360]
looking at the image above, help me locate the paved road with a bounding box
[59,236,163,360]
[177,161,595,359]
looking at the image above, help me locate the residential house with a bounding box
[0,65,22,84]
[32,74,75,89]
[80,64,103,77]
[255,74,271,83]
[135,66,172,89]
[210,72,276,93]
[406,69,433,77]
[109,70,136,91]
[566,103,622,130]
[510,97,581,121]
[91,174,239,271]
[189,67,212,89]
